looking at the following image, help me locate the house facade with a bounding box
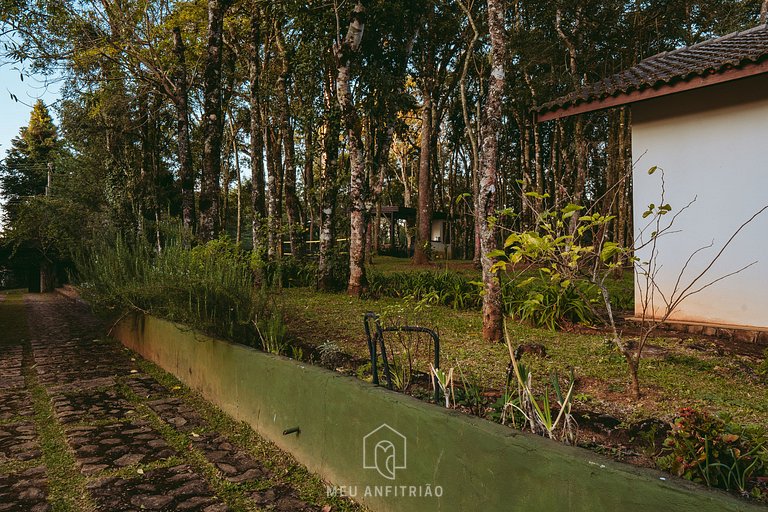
[537,25,768,329]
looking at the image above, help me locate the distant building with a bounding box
[537,24,768,330]
[379,206,453,259]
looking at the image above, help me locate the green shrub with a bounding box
[657,408,767,495]
[367,268,604,330]
[315,248,351,291]
[256,309,289,355]
[502,272,598,330]
[75,233,267,346]
[367,270,482,310]
[257,257,315,288]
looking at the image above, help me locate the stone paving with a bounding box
[0,293,349,511]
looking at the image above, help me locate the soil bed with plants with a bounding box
[74,236,768,504]
[274,257,768,504]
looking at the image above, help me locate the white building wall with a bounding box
[631,73,768,328]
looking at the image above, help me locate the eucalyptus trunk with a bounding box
[334,0,368,296]
[172,26,195,233]
[199,0,231,241]
[265,123,281,259]
[249,9,266,252]
[317,65,341,290]
[413,87,433,265]
[277,30,303,259]
[478,0,506,343]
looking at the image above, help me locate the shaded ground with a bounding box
[0,291,362,512]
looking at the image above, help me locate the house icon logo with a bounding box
[362,424,407,480]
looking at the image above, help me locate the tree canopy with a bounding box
[1,0,763,335]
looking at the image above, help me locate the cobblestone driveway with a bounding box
[0,292,358,512]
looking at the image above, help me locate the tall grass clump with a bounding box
[75,233,268,345]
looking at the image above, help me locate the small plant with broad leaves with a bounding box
[657,408,767,497]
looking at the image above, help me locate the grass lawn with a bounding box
[278,257,768,428]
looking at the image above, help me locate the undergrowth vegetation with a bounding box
[657,408,768,498]
[70,239,767,501]
[366,266,633,329]
[75,233,282,349]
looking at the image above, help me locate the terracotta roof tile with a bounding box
[537,24,768,114]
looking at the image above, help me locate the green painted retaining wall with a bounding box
[113,314,762,512]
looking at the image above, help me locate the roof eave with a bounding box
[536,58,768,123]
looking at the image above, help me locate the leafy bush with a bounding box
[258,257,315,288]
[502,272,598,330]
[367,270,481,309]
[75,234,267,346]
[316,247,351,291]
[657,408,767,495]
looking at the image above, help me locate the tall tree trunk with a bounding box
[555,7,587,232]
[172,26,195,233]
[368,127,393,263]
[199,0,231,241]
[334,0,368,296]
[317,63,341,290]
[249,8,266,253]
[618,107,632,249]
[478,0,506,343]
[229,118,242,244]
[265,122,281,259]
[473,82,483,267]
[413,87,433,265]
[276,29,303,259]
[304,125,315,242]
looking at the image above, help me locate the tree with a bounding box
[172,26,197,233]
[477,0,507,342]
[317,59,342,290]
[0,100,59,222]
[249,4,266,253]
[334,0,369,296]
[199,0,234,241]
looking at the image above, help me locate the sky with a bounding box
[0,59,62,231]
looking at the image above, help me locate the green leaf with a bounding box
[490,261,507,273]
[648,166,658,175]
[487,249,507,259]
[504,233,519,248]
[515,276,536,288]
[600,242,622,262]
[561,203,583,214]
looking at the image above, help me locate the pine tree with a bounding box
[0,100,59,222]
